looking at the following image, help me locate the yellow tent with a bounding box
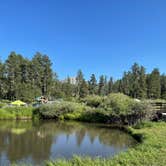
[11,100,26,106]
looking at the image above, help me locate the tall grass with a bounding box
[0,106,34,119]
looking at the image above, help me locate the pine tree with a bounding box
[62,77,75,98]
[103,76,109,95]
[139,66,147,98]
[147,68,161,99]
[160,74,166,99]
[50,73,64,99]
[121,72,131,96]
[88,74,97,95]
[0,60,6,99]
[80,79,89,98]
[98,75,105,96]
[76,70,86,97]
[5,52,22,100]
[32,52,53,96]
[130,63,141,98]
[108,77,113,94]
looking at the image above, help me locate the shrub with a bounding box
[0,103,6,108]
[36,94,153,125]
[37,101,90,119]
[79,108,110,123]
[94,93,153,125]
[0,106,34,119]
[101,93,135,115]
[81,95,104,107]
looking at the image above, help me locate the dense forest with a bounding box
[0,52,166,102]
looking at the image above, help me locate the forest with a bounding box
[0,51,166,102]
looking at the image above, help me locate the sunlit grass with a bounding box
[0,106,34,119]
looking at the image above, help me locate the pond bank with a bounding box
[45,122,166,166]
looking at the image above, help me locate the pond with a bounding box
[0,120,137,165]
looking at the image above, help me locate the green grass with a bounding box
[46,122,166,166]
[0,106,34,119]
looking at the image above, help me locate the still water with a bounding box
[0,120,136,165]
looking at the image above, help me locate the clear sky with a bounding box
[0,0,166,80]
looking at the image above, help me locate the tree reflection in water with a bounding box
[0,120,136,165]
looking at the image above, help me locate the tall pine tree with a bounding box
[147,68,161,99]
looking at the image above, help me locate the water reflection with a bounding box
[0,121,136,165]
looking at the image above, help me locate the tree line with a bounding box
[0,52,166,101]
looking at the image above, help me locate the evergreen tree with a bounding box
[160,74,166,99]
[88,74,97,95]
[112,80,120,93]
[5,52,23,100]
[79,79,89,98]
[98,75,105,96]
[0,52,165,101]
[32,52,53,96]
[108,77,113,94]
[103,76,109,95]
[50,73,64,99]
[76,70,84,97]
[130,63,141,98]
[121,72,131,96]
[0,60,6,99]
[147,68,161,99]
[118,80,123,93]
[122,63,147,99]
[62,77,75,98]
[139,66,147,98]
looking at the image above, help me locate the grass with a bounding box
[0,106,34,119]
[46,122,166,166]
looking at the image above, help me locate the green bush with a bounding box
[36,93,152,125]
[101,93,135,115]
[79,108,110,123]
[37,101,91,119]
[0,106,34,119]
[0,103,6,108]
[81,95,104,107]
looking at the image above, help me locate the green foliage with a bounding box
[0,52,53,102]
[133,121,153,129]
[0,103,6,108]
[108,77,113,94]
[36,101,90,119]
[36,93,152,125]
[79,108,109,123]
[79,79,89,98]
[147,68,161,99]
[160,74,166,99]
[120,64,147,99]
[0,106,34,119]
[0,54,165,101]
[98,75,107,96]
[81,95,103,107]
[88,74,98,95]
[101,93,135,115]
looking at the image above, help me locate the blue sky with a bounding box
[0,0,166,80]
